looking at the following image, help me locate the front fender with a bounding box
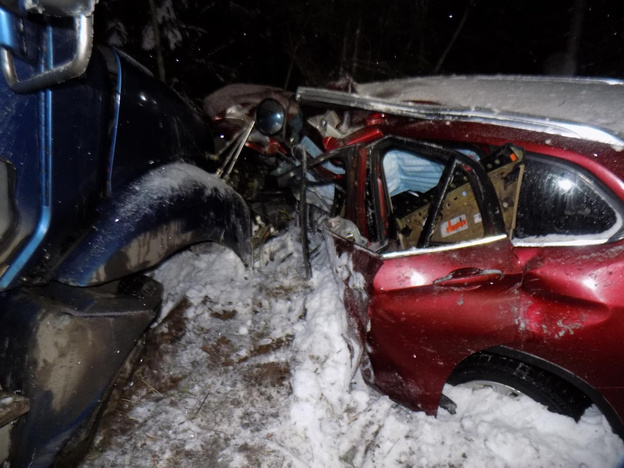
[54,163,252,286]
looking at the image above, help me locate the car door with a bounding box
[324,137,525,414]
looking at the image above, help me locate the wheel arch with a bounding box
[53,162,252,286]
[457,345,624,438]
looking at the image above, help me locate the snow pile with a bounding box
[82,229,624,468]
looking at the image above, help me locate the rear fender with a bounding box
[54,163,252,286]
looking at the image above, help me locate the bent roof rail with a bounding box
[297,85,624,147]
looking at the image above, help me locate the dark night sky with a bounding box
[94,1,624,103]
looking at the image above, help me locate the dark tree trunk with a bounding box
[147,0,166,82]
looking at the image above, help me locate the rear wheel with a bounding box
[447,352,591,421]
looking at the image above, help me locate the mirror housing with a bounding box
[255,98,285,136]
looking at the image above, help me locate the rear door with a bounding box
[325,137,525,412]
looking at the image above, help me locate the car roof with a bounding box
[297,76,624,147]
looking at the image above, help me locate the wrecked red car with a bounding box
[207,76,624,437]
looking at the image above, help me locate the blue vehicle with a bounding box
[0,1,251,466]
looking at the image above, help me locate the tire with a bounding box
[447,352,591,421]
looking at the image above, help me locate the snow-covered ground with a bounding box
[82,229,624,468]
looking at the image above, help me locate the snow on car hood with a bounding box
[81,228,624,468]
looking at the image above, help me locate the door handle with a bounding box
[433,268,503,288]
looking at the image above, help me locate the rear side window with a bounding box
[515,157,622,242]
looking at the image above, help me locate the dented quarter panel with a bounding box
[514,242,624,389]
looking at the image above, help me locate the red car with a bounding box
[209,76,624,436]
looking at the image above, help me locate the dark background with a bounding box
[94,0,624,105]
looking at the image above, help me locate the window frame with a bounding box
[367,136,506,250]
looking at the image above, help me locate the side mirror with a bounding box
[255,98,285,136]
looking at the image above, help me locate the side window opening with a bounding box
[322,140,516,253]
[381,149,444,250]
[381,148,489,250]
[430,166,485,244]
[515,156,623,242]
